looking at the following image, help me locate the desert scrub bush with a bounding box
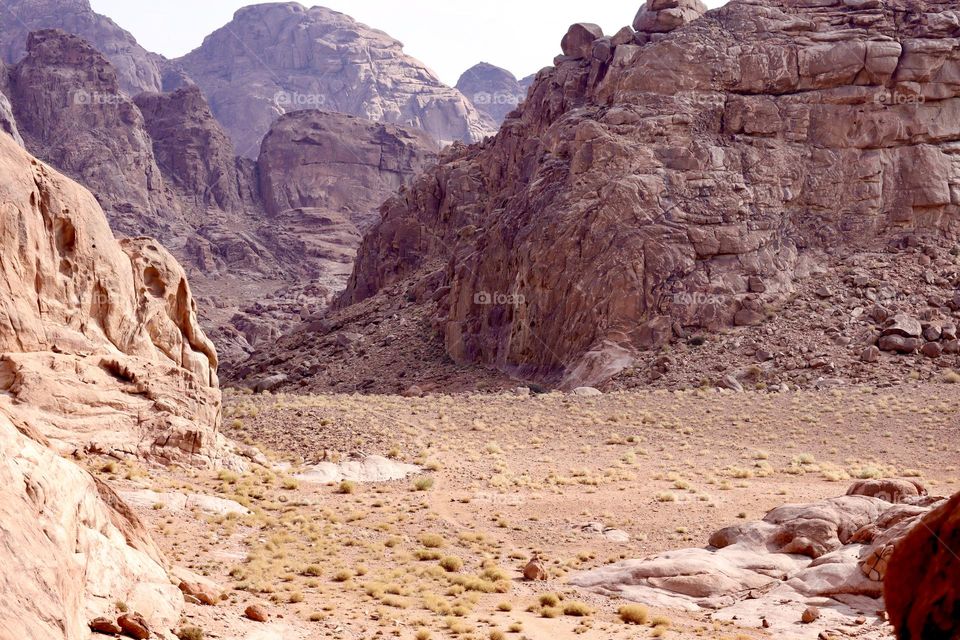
[420,533,446,548]
[176,627,204,640]
[413,476,435,491]
[618,604,649,624]
[490,631,506,640]
[538,593,562,607]
[563,601,593,616]
[496,601,513,612]
[415,630,432,640]
[439,556,464,572]
[655,492,677,503]
[301,564,322,577]
[415,549,443,561]
[337,480,357,494]
[332,570,352,582]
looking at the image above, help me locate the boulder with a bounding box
[882,314,923,338]
[523,557,549,581]
[245,604,269,622]
[572,387,603,397]
[846,479,927,504]
[634,0,707,33]
[561,23,604,59]
[879,335,922,354]
[885,492,960,640]
[117,613,150,640]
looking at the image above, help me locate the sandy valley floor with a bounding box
[91,384,960,640]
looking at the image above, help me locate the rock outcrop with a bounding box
[572,481,947,638]
[134,84,250,215]
[334,0,960,388]
[175,2,494,157]
[0,120,226,638]
[456,62,527,127]
[0,131,227,463]
[258,110,438,229]
[0,0,164,95]
[885,491,960,640]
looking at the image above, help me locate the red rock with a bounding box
[885,492,960,640]
[523,557,549,581]
[561,23,604,59]
[245,604,269,622]
[178,579,220,606]
[89,617,122,634]
[921,341,942,358]
[801,606,821,623]
[117,612,150,640]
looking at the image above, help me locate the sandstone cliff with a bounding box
[332,0,960,388]
[175,2,494,157]
[0,123,227,637]
[456,62,527,127]
[0,0,164,95]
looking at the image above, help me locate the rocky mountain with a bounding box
[456,62,527,127]
[2,28,438,366]
[0,128,231,639]
[0,0,164,95]
[232,0,960,393]
[175,2,495,157]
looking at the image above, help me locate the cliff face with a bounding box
[175,2,495,157]
[0,0,164,95]
[0,126,229,639]
[338,0,960,386]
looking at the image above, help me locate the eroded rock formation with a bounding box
[336,0,960,388]
[0,122,228,638]
[572,480,947,638]
[175,2,494,157]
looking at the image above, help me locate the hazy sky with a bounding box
[89,0,727,86]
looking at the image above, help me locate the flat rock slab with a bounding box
[296,455,421,484]
[121,489,250,516]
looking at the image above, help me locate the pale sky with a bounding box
[89,0,727,86]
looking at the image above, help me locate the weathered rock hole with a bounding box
[143,266,165,298]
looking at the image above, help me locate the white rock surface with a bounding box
[296,455,421,484]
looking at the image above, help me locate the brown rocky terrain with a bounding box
[457,62,528,127]
[234,0,960,395]
[174,2,495,157]
[0,0,165,95]
[110,383,957,640]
